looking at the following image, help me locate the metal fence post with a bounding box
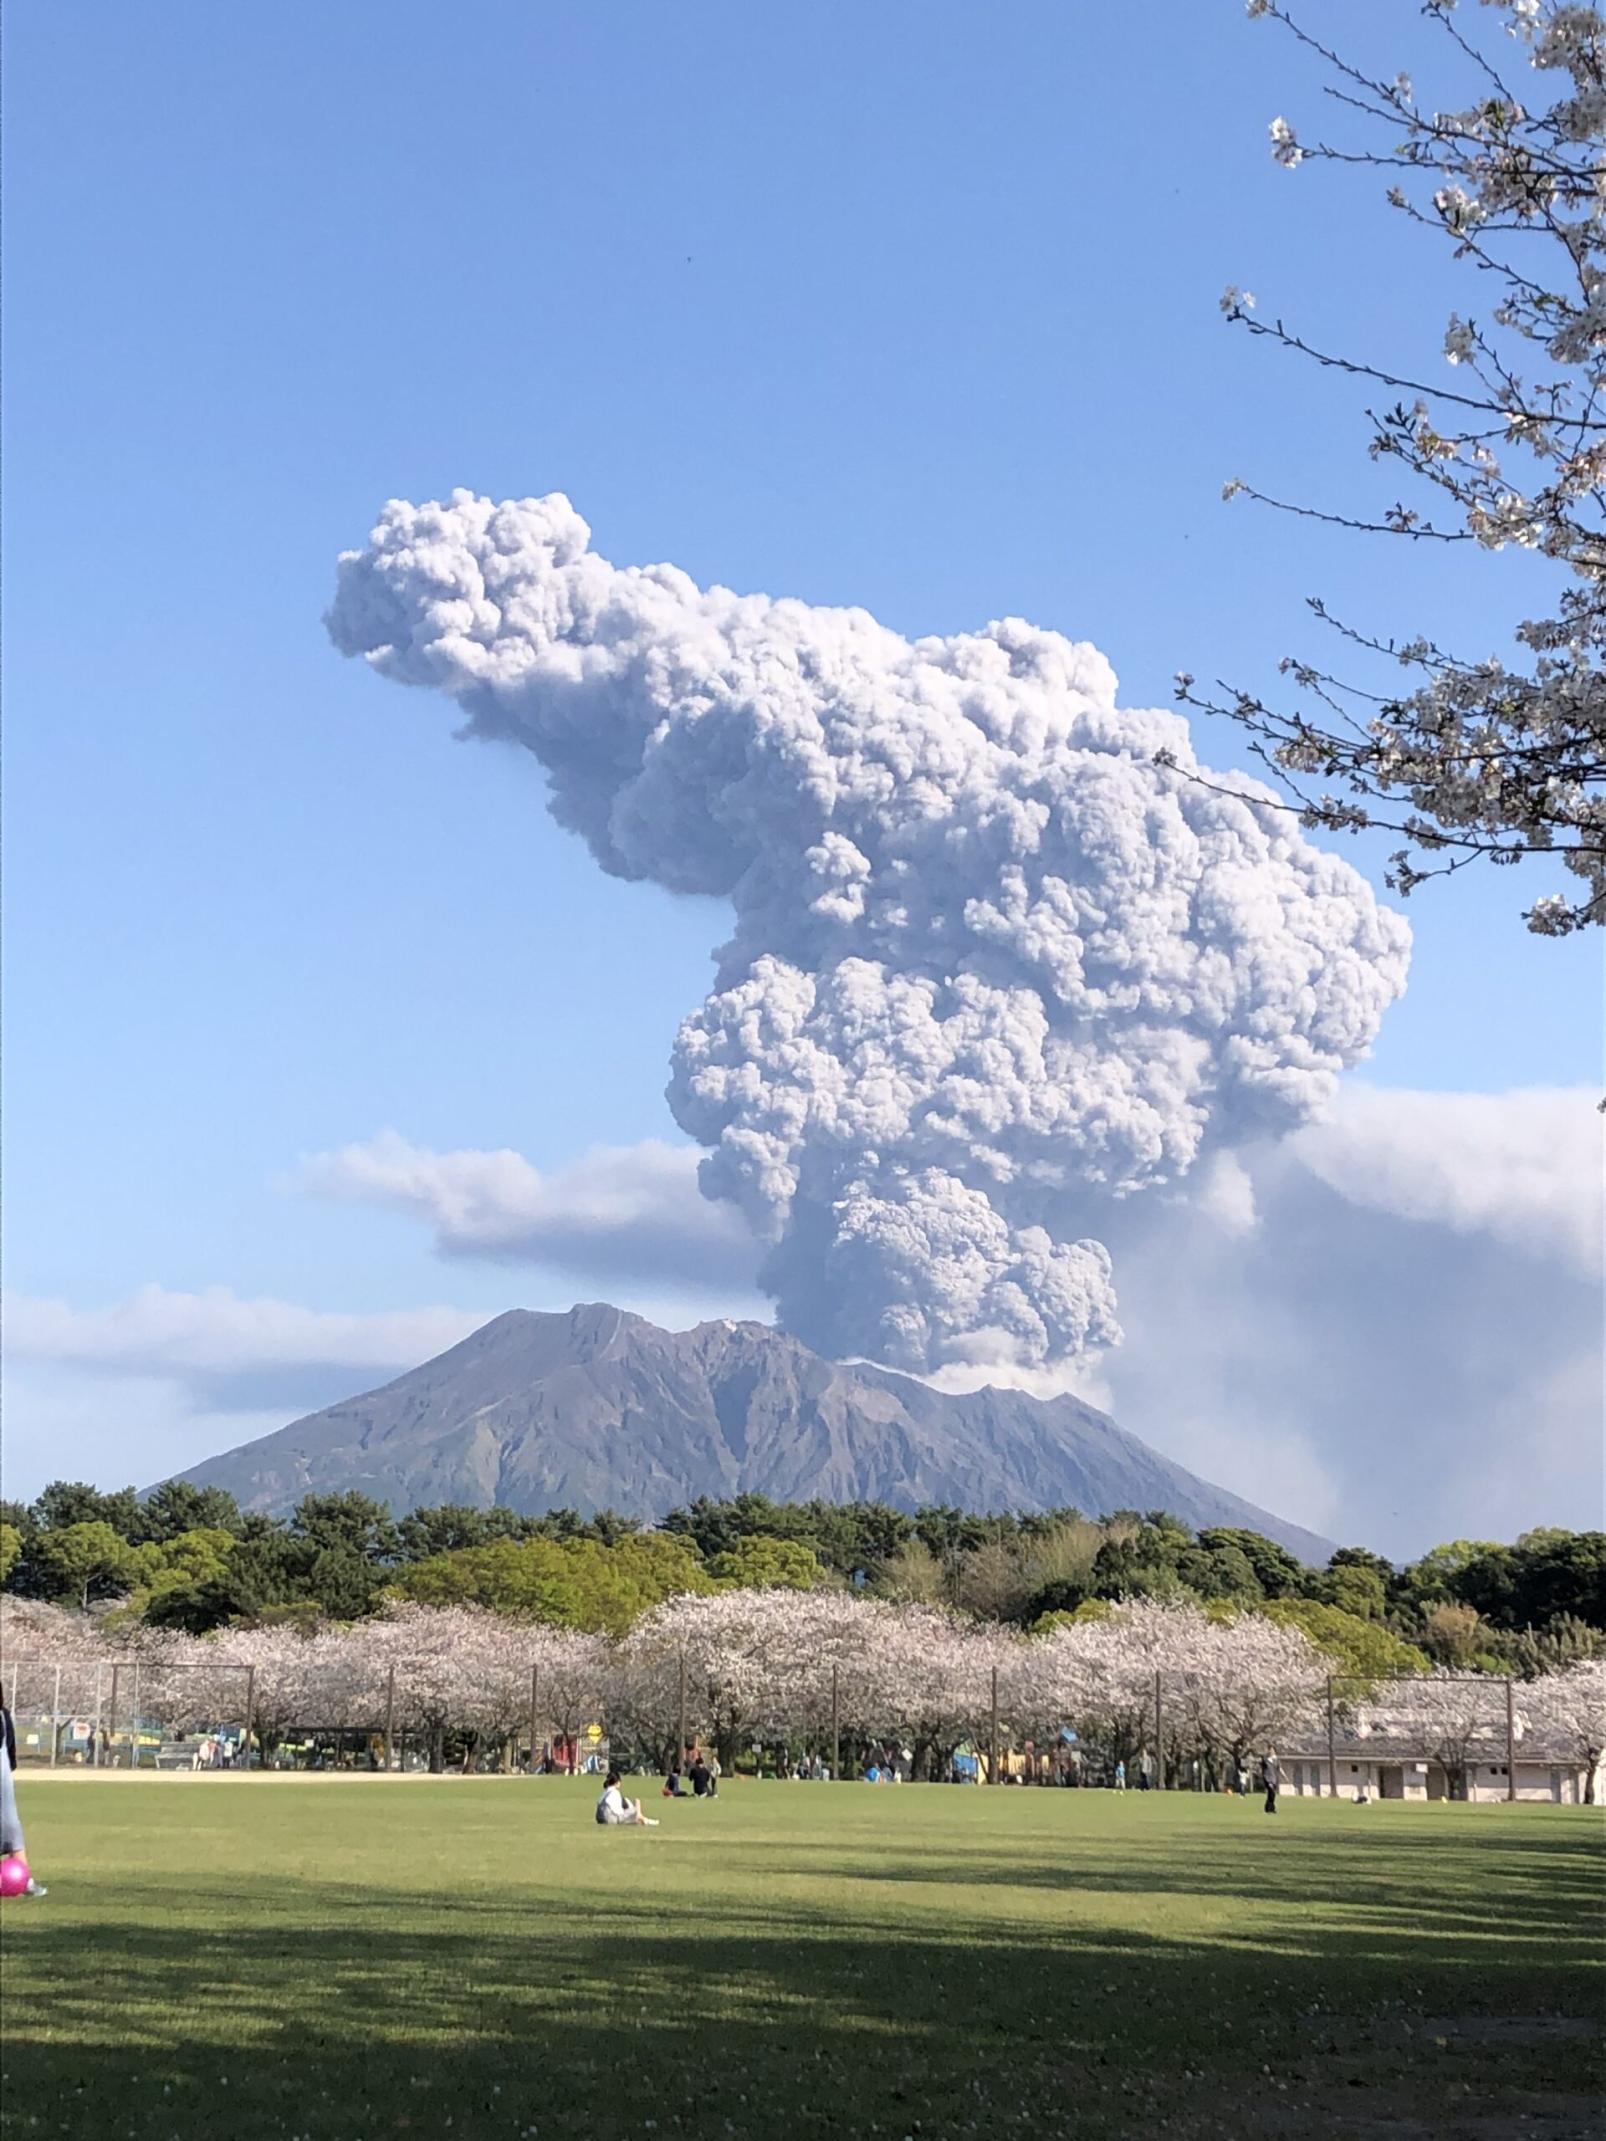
[1505,1678,1518,1802]
[989,1665,1000,1785]
[51,1664,62,1767]
[384,1665,398,1773]
[1155,1671,1165,1791]
[242,1664,256,1770]
[107,1663,122,1768]
[528,1665,539,1775]
[830,1663,840,1782]
[677,1650,688,1768]
[1326,1677,1338,1798]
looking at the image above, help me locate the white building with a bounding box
[1276,1742,1599,1804]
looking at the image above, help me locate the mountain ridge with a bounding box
[172,1304,1336,1561]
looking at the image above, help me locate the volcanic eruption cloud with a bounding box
[327,492,1410,1376]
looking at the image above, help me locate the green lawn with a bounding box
[1,1778,1601,2139]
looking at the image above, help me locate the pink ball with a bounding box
[0,1855,31,1898]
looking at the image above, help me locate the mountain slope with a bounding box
[173,1304,1334,1560]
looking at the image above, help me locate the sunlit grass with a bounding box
[1,1778,1600,2138]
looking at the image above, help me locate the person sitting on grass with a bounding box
[597,1771,658,1826]
[663,1756,688,1798]
[690,1753,717,1798]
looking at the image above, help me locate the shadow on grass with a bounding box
[771,1821,1605,1934]
[3,1849,1602,2141]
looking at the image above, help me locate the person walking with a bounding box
[0,1685,47,1896]
[1261,1748,1281,1815]
[1114,1759,1126,1792]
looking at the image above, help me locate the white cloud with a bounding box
[295,1132,759,1288]
[0,1364,292,1506]
[4,1285,488,1383]
[1290,1084,1602,1277]
[1098,1085,1603,1556]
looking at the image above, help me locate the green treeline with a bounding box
[2,1481,1601,1672]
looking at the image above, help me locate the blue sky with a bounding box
[4,1,1599,1549]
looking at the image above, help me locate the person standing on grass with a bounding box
[0,1686,48,1897]
[1261,1749,1281,1815]
[1114,1759,1126,1791]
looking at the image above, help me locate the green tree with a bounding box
[1177,1542,1264,1602]
[953,1538,1034,1622]
[913,1506,993,1561]
[1309,1562,1388,1622]
[0,1522,22,1587]
[587,1508,645,1547]
[396,1505,500,1560]
[1264,1600,1428,1687]
[33,1481,140,1537]
[707,1534,825,1590]
[1419,1600,1496,1671]
[1019,1517,1103,1597]
[126,1528,239,1627]
[1195,1528,1305,1599]
[1507,1531,1606,1630]
[874,1539,946,1605]
[813,1501,917,1579]
[391,1539,583,1623]
[1091,1516,1189,1603]
[557,1533,712,1635]
[306,1547,386,1622]
[133,1481,243,1544]
[1400,1539,1506,1608]
[289,1492,401,1566]
[1507,1614,1606,1678]
[36,1520,141,1609]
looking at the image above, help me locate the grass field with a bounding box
[1,1778,1601,2140]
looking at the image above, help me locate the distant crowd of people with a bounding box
[596,1742,1294,1821]
[596,1744,722,1824]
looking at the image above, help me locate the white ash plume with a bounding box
[328,491,1408,1371]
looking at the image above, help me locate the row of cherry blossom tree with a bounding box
[3,1590,1602,1795]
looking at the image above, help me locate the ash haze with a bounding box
[327,492,1409,1376]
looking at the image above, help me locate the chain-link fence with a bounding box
[6,1650,1584,1801]
[4,1655,256,1768]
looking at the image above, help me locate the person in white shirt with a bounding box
[596,1770,658,1826]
